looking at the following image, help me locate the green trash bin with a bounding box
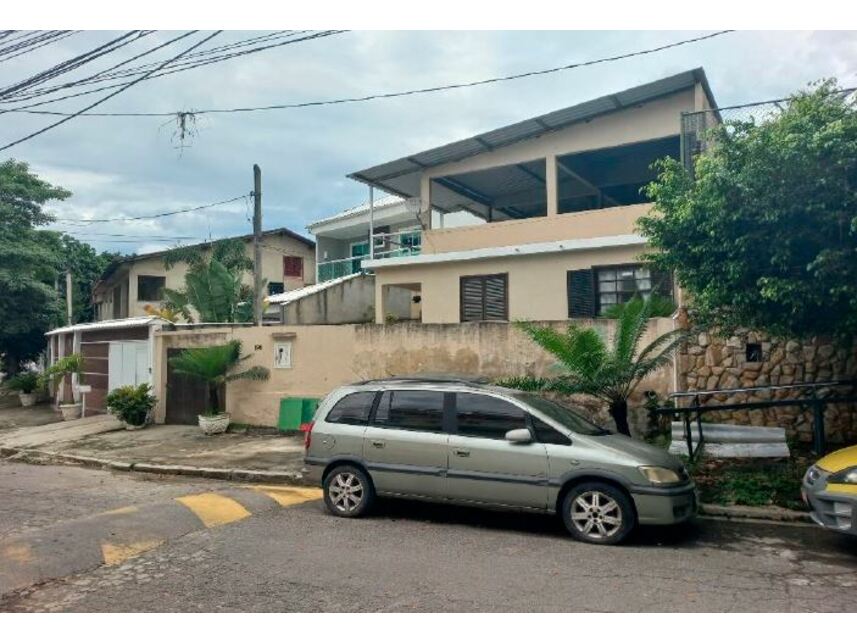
[301,398,319,423]
[278,398,304,432]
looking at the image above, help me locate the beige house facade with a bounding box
[352,69,715,324]
[92,228,316,321]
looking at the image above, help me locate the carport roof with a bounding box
[45,316,165,336]
[347,68,715,204]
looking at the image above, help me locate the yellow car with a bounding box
[802,444,857,534]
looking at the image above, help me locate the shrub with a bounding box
[106,384,157,426]
[5,371,40,394]
[40,353,84,390]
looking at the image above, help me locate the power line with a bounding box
[51,194,250,224]
[0,31,77,63]
[3,30,733,118]
[0,31,223,152]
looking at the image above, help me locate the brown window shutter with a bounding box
[567,269,595,318]
[483,274,508,321]
[460,274,508,322]
[460,276,485,322]
[283,256,303,278]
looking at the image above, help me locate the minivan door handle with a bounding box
[453,448,470,457]
[370,439,385,449]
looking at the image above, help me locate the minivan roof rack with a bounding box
[356,375,493,386]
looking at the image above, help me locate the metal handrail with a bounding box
[669,378,857,399]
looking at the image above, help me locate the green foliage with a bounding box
[0,159,71,371]
[4,371,41,394]
[161,238,260,323]
[601,293,676,319]
[169,340,269,414]
[106,384,157,426]
[41,353,84,390]
[498,296,688,435]
[640,80,857,338]
[695,459,804,510]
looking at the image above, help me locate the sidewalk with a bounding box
[0,406,306,484]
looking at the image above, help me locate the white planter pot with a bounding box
[59,403,82,421]
[199,413,230,435]
[18,392,37,407]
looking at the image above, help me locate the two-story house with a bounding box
[347,68,716,323]
[309,193,481,283]
[92,227,316,321]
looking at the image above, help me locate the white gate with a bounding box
[108,340,150,391]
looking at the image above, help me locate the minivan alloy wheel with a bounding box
[570,490,623,540]
[328,471,364,512]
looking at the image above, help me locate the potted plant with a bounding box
[5,371,41,407]
[169,340,269,435]
[106,384,157,430]
[41,353,85,421]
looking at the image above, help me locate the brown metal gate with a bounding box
[165,348,223,424]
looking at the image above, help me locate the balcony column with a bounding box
[368,185,375,260]
[420,174,432,230]
[545,154,558,217]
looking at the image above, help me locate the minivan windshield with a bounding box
[513,393,612,436]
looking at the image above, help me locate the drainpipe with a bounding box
[368,186,375,261]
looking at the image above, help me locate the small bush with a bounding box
[4,371,40,394]
[106,384,157,426]
[694,459,805,510]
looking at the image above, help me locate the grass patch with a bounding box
[690,456,809,511]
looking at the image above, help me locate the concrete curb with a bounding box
[699,502,812,523]
[0,447,310,487]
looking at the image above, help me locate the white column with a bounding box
[368,186,375,260]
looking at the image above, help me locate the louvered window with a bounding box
[460,274,508,322]
[568,264,673,317]
[283,256,303,278]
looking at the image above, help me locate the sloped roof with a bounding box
[46,315,164,336]
[307,194,404,232]
[265,272,362,305]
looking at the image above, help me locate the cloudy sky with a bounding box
[1,30,855,255]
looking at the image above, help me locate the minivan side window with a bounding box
[375,390,445,432]
[325,391,376,425]
[531,415,572,445]
[455,393,526,440]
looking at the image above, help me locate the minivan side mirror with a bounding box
[505,428,532,444]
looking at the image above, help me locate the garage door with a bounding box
[108,340,150,391]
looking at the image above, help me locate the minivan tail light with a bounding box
[300,421,314,449]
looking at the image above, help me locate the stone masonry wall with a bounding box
[679,329,857,445]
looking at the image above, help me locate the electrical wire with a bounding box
[0,31,223,152]
[2,30,733,118]
[51,194,250,224]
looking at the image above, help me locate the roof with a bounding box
[46,315,165,336]
[348,68,716,201]
[307,194,405,232]
[96,226,315,287]
[362,233,646,270]
[265,272,363,305]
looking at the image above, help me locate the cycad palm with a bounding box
[501,297,687,436]
[169,340,269,415]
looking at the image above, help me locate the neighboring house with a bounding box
[347,68,715,323]
[308,194,482,283]
[91,227,316,321]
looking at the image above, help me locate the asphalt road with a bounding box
[2,460,857,612]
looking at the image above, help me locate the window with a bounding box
[325,391,376,425]
[455,393,526,440]
[137,275,165,301]
[531,415,572,445]
[514,393,610,436]
[746,343,763,362]
[375,390,445,432]
[268,282,284,295]
[567,265,673,317]
[399,230,421,256]
[283,256,304,278]
[460,273,508,322]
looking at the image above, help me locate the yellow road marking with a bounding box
[98,505,138,516]
[101,539,163,566]
[176,492,251,528]
[252,485,322,507]
[2,542,33,564]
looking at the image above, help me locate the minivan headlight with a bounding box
[639,466,681,485]
[828,467,857,485]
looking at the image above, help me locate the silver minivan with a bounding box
[303,378,695,545]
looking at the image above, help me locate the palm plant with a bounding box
[169,340,269,415]
[499,297,688,436]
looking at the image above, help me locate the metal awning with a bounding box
[45,316,165,336]
[348,68,716,206]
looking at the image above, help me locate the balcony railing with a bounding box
[316,228,422,282]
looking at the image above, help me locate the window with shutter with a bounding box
[567,269,595,318]
[283,256,303,278]
[460,273,508,322]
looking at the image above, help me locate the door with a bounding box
[363,389,449,498]
[108,340,149,391]
[165,348,221,424]
[447,392,549,509]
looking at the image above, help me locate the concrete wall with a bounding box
[95,234,316,320]
[152,318,675,431]
[373,243,647,324]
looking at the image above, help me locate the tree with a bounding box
[499,297,687,436]
[168,340,269,414]
[640,80,857,338]
[0,159,70,372]
[158,238,261,323]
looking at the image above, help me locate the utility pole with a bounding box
[65,270,73,325]
[252,164,263,326]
